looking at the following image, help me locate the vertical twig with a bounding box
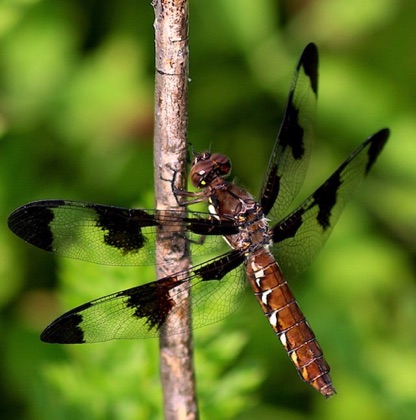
[152,1,198,419]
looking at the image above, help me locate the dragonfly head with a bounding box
[190,151,232,188]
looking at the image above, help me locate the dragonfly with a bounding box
[8,43,389,398]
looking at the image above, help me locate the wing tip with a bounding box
[300,43,319,95]
[365,128,390,174]
[7,202,58,252]
[40,309,88,344]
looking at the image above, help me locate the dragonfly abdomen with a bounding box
[246,248,336,398]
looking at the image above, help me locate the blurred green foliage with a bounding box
[1,0,415,419]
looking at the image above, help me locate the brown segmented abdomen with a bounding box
[246,248,336,398]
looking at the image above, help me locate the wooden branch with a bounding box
[152,1,198,419]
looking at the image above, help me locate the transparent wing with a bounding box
[8,200,238,266]
[40,250,247,343]
[272,129,389,279]
[259,43,318,222]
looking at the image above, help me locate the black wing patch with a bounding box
[93,206,158,254]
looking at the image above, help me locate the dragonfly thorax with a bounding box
[205,179,273,253]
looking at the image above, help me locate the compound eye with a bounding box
[211,153,231,176]
[190,159,213,188]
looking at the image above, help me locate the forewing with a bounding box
[272,129,389,279]
[259,43,318,221]
[40,250,246,343]
[8,200,238,266]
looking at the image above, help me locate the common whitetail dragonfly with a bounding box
[8,43,389,398]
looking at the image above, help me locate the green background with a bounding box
[1,0,415,419]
